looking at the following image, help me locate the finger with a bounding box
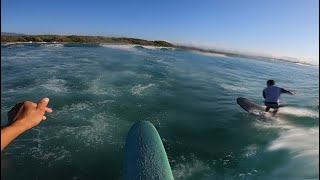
[45,107,53,113]
[42,116,47,120]
[32,102,37,108]
[37,98,50,111]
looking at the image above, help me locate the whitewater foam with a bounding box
[101,44,136,51]
[138,45,175,50]
[252,114,319,179]
[57,102,93,113]
[172,156,211,179]
[131,83,156,95]
[279,107,319,118]
[41,79,68,92]
[191,50,228,58]
[40,43,64,48]
[220,84,248,92]
[268,127,319,178]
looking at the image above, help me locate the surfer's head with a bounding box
[267,79,275,86]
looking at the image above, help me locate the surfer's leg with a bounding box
[265,106,271,112]
[272,109,278,116]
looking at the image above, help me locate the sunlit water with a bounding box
[1,43,319,179]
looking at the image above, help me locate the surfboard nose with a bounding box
[123,121,174,180]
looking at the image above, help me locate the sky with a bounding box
[1,0,319,64]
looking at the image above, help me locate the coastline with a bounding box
[1,42,177,51]
[1,34,318,67]
[1,34,175,47]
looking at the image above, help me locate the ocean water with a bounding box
[1,43,319,180]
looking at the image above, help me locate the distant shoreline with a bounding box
[1,34,318,66]
[1,34,175,47]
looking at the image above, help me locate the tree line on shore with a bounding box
[1,34,175,47]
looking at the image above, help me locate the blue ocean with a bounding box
[1,43,319,179]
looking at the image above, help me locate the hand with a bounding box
[7,98,53,131]
[290,91,297,95]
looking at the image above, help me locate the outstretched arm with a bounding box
[281,88,295,95]
[1,98,53,151]
[1,124,27,151]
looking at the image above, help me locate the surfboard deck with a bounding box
[123,121,174,180]
[237,97,270,117]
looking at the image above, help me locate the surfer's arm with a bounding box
[1,98,52,151]
[281,88,295,95]
[263,90,266,99]
[1,124,27,151]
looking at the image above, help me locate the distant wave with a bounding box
[40,43,64,48]
[6,44,25,47]
[101,44,175,51]
[294,62,313,67]
[136,45,176,50]
[191,50,227,58]
[100,44,138,51]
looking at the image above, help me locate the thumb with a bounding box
[37,98,50,111]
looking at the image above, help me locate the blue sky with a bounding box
[1,0,319,63]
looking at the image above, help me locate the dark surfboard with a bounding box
[237,97,267,116]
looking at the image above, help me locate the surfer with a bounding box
[263,80,295,116]
[1,98,53,151]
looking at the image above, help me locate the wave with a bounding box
[253,114,319,179]
[279,107,319,118]
[191,50,227,58]
[101,44,137,51]
[40,43,64,48]
[136,45,176,50]
[101,44,175,52]
[268,127,319,179]
[6,44,26,48]
[294,62,314,67]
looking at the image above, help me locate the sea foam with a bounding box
[131,83,156,95]
[101,44,136,51]
[279,107,319,118]
[268,127,319,178]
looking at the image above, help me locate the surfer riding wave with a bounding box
[263,80,295,116]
